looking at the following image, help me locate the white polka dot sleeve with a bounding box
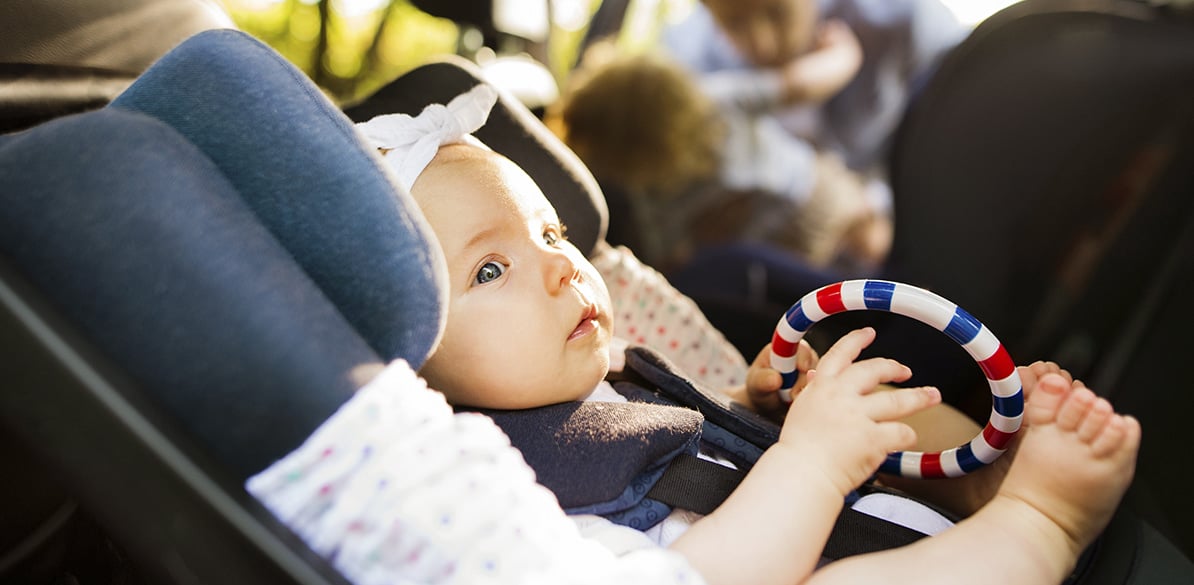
[246,360,704,585]
[591,245,749,390]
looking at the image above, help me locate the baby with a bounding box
[359,85,1140,585]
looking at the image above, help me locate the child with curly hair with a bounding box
[554,49,892,275]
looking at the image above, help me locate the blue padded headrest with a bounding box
[0,107,381,479]
[110,29,447,369]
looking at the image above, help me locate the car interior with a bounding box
[2,0,1193,583]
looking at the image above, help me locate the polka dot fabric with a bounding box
[592,245,748,391]
[247,360,704,585]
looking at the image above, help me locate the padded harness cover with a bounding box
[480,345,781,528]
[484,399,702,528]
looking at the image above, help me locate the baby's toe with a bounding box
[1025,373,1071,425]
[1055,387,1096,432]
[1076,397,1113,443]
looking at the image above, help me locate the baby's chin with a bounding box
[570,348,611,400]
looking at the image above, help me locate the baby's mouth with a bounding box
[569,303,600,341]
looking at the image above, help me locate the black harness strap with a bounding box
[646,454,930,558]
[822,508,930,558]
[645,454,743,515]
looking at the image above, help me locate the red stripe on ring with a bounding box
[816,282,846,315]
[978,345,1016,381]
[772,331,798,358]
[919,452,945,478]
[982,423,1017,450]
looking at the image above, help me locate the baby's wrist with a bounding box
[763,440,854,500]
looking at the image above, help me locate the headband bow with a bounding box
[356,83,499,193]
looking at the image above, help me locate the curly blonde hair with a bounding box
[555,50,724,196]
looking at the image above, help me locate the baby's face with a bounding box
[705,0,818,68]
[412,144,613,409]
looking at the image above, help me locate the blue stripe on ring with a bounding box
[993,389,1024,418]
[863,280,895,310]
[784,302,814,332]
[879,452,903,476]
[944,306,982,345]
[779,370,799,389]
[955,444,984,473]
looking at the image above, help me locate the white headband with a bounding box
[356,83,499,194]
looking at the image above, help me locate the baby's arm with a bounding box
[780,19,863,105]
[671,328,941,585]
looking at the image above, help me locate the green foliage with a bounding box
[219,0,673,107]
[221,0,460,105]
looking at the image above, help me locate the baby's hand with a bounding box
[777,327,941,497]
[738,341,818,421]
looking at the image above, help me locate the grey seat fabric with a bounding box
[884,0,1194,561]
[0,0,233,71]
[0,0,233,133]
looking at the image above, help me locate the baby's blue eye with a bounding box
[475,261,505,284]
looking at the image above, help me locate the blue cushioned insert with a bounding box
[0,108,378,479]
[110,29,446,369]
[483,400,702,511]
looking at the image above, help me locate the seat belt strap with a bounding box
[646,453,930,557]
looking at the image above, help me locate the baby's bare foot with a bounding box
[995,373,1141,562]
[1017,361,1068,402]
[942,362,1075,516]
[804,375,1140,585]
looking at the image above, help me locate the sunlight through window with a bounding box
[939,0,1023,26]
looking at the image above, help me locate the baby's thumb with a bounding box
[747,366,782,394]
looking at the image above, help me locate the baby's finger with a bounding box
[873,421,920,453]
[814,327,877,376]
[862,386,941,421]
[796,339,819,371]
[836,356,913,393]
[751,344,774,368]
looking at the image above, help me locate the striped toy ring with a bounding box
[770,279,1024,479]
